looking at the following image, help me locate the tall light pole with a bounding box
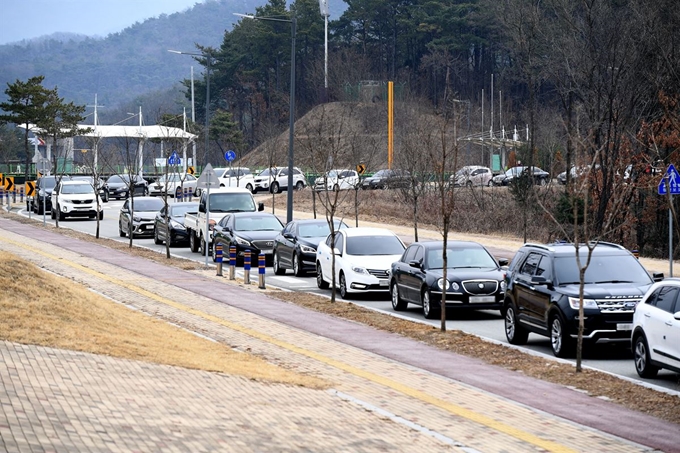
[319,0,329,96]
[235,13,297,224]
[169,49,212,170]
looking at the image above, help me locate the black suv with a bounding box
[503,242,663,357]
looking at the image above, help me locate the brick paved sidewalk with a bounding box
[1,217,678,453]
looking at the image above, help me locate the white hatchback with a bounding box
[313,169,360,191]
[316,227,406,299]
[632,279,680,378]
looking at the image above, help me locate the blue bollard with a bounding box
[229,245,236,280]
[244,251,251,284]
[258,253,266,289]
[215,244,223,276]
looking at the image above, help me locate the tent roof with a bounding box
[23,124,196,140]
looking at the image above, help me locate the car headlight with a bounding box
[300,244,316,254]
[351,266,370,275]
[450,281,459,291]
[437,278,449,290]
[500,280,507,292]
[568,297,598,310]
[233,235,251,246]
[169,219,185,230]
[133,216,141,222]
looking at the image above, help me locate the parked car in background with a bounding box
[390,241,508,319]
[149,173,198,198]
[50,179,103,221]
[253,166,307,193]
[492,166,550,186]
[313,169,360,191]
[632,279,680,378]
[118,196,164,238]
[214,167,255,192]
[273,218,349,276]
[31,175,69,214]
[153,201,198,247]
[316,227,406,299]
[211,212,285,264]
[361,169,411,190]
[105,174,149,199]
[71,175,109,202]
[450,165,493,187]
[503,242,663,357]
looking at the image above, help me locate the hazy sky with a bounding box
[0,0,203,45]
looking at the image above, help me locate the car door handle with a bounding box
[665,321,673,326]
[644,313,651,318]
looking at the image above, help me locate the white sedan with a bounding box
[149,173,198,198]
[316,227,406,299]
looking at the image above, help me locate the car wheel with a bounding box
[98,211,104,220]
[466,181,473,188]
[201,236,209,255]
[271,182,280,194]
[212,242,218,263]
[550,314,574,358]
[154,228,162,245]
[50,209,56,219]
[295,181,305,191]
[246,183,254,193]
[504,303,529,345]
[293,254,303,277]
[339,273,349,299]
[390,281,408,311]
[634,334,659,378]
[189,231,199,253]
[58,206,65,221]
[273,252,285,275]
[422,289,439,319]
[539,178,547,186]
[119,224,126,237]
[333,184,340,192]
[316,263,329,289]
[487,180,493,187]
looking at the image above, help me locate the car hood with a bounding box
[426,267,504,281]
[107,182,127,189]
[344,254,402,270]
[557,282,652,298]
[126,209,158,220]
[298,236,326,249]
[57,193,96,200]
[235,230,281,242]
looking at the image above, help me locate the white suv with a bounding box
[253,167,307,193]
[214,167,255,193]
[313,169,360,191]
[51,179,103,221]
[632,279,680,378]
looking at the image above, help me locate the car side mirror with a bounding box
[674,311,680,321]
[530,275,551,286]
[498,258,509,267]
[283,232,294,239]
[258,202,264,211]
[652,272,664,282]
[199,203,206,213]
[408,260,422,269]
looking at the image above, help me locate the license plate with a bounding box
[617,323,633,331]
[379,279,389,287]
[262,249,273,255]
[469,296,495,303]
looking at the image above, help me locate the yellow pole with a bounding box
[388,81,394,169]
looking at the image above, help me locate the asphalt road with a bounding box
[17,197,680,395]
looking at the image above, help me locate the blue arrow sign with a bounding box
[224,150,236,162]
[658,164,680,195]
[168,151,181,166]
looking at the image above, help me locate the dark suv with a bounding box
[503,242,663,357]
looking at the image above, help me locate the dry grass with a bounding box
[0,250,327,389]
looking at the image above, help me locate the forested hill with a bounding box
[0,0,314,109]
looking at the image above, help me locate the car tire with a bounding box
[293,254,303,277]
[271,182,280,194]
[212,242,218,263]
[119,225,126,237]
[201,236,209,256]
[422,289,439,319]
[339,273,349,299]
[466,181,473,188]
[273,252,285,275]
[316,262,329,289]
[333,184,340,192]
[634,334,659,378]
[58,207,65,221]
[487,180,493,187]
[539,178,547,186]
[98,211,104,221]
[189,231,199,253]
[390,281,408,311]
[154,228,162,245]
[550,313,574,358]
[246,183,254,193]
[504,303,529,345]
[295,181,305,191]
[51,209,56,219]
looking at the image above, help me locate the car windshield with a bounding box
[234,216,283,231]
[170,205,196,217]
[40,178,57,189]
[345,235,404,255]
[131,199,164,212]
[208,193,255,212]
[157,174,183,183]
[373,170,389,177]
[107,175,129,184]
[426,246,498,269]
[554,254,652,285]
[327,170,340,178]
[298,221,346,238]
[61,184,94,194]
[258,168,279,177]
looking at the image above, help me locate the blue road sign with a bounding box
[658,164,680,195]
[224,150,236,162]
[168,151,180,166]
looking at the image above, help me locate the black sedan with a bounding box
[154,201,198,246]
[272,219,349,276]
[361,169,411,190]
[105,174,149,199]
[119,196,164,238]
[390,241,509,319]
[212,212,285,265]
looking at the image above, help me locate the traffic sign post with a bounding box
[224,150,236,162]
[659,164,680,277]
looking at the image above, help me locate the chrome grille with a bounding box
[462,280,499,295]
[253,240,274,250]
[367,269,389,278]
[595,298,641,313]
[73,199,94,204]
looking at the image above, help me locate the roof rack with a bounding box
[589,241,627,250]
[523,242,555,251]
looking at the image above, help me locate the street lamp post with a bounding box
[169,49,212,169]
[235,13,297,224]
